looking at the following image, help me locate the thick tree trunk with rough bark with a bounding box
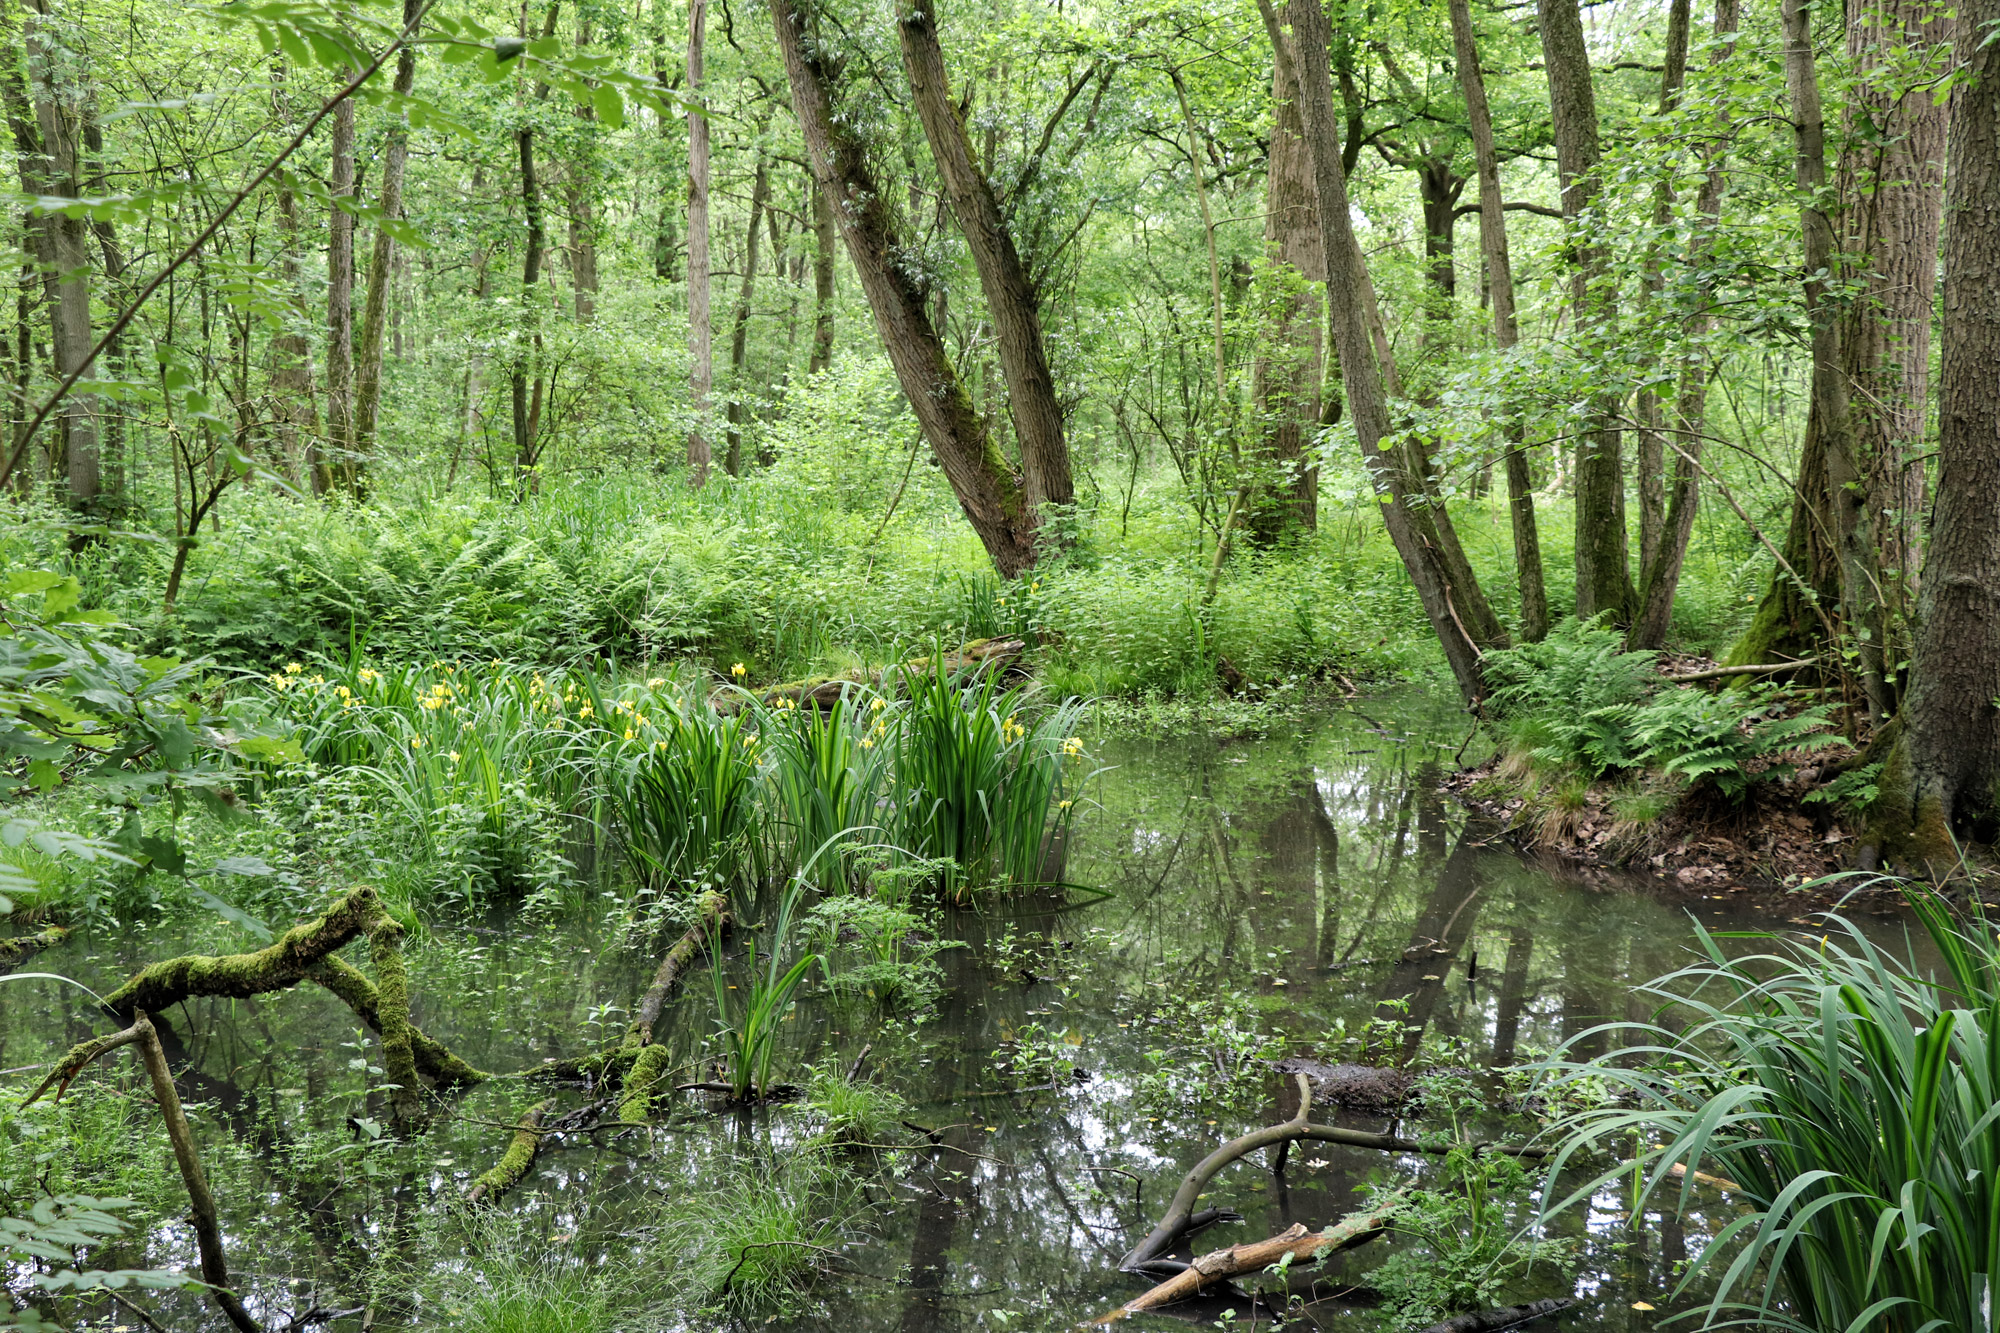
[1880,0,2000,863]
[1447,0,1546,642]
[324,96,356,496]
[1248,5,1323,543]
[898,2,1073,542]
[1630,0,1739,650]
[351,0,422,495]
[686,0,713,487]
[1541,0,1633,623]
[1278,0,1505,706]
[768,0,1040,576]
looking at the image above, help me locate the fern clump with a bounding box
[1627,683,1842,801]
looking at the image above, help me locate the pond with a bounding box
[0,692,1912,1331]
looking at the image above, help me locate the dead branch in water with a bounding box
[1416,1297,1575,1331]
[1091,1199,1403,1325]
[465,1101,551,1204]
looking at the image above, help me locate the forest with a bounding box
[1,0,1998,1327]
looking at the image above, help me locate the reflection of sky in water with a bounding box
[0,689,1917,1331]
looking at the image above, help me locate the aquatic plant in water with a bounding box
[708,880,818,1100]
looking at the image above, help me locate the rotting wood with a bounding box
[465,1100,550,1204]
[1416,1297,1575,1332]
[369,918,422,1130]
[102,886,383,1018]
[1662,659,1818,684]
[712,638,1026,715]
[1091,1199,1401,1325]
[615,1046,681,1123]
[1122,1074,1543,1269]
[0,923,68,974]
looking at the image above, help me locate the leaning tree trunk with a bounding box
[1541,0,1634,623]
[1274,0,1505,706]
[1630,0,1739,650]
[686,0,713,487]
[1447,0,1547,642]
[898,0,1074,544]
[1248,2,1324,544]
[323,94,356,496]
[351,0,422,495]
[767,0,1040,576]
[1880,0,2000,866]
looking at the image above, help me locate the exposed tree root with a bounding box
[0,923,68,974]
[1416,1297,1575,1331]
[465,1101,550,1204]
[102,886,384,1017]
[1121,1074,1542,1269]
[1092,1200,1402,1325]
[306,955,486,1089]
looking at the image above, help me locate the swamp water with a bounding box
[1,692,1907,1331]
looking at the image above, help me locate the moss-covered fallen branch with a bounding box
[465,1101,550,1205]
[623,889,729,1049]
[102,886,382,1018]
[616,1045,681,1124]
[307,955,486,1089]
[0,923,68,974]
[713,637,1026,715]
[369,919,422,1127]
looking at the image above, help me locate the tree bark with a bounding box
[1447,0,1546,642]
[1248,3,1323,543]
[511,122,547,483]
[1271,0,1505,705]
[24,5,97,510]
[323,95,356,496]
[807,166,836,373]
[898,1,1074,543]
[724,148,770,476]
[767,0,1041,576]
[1630,0,1739,649]
[268,66,320,486]
[1634,0,1691,579]
[1541,0,1634,622]
[350,0,422,494]
[686,0,713,486]
[1887,0,2000,859]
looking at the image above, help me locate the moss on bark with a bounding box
[0,924,69,974]
[369,920,423,1128]
[307,954,486,1089]
[465,1101,550,1204]
[103,886,382,1018]
[616,1043,678,1124]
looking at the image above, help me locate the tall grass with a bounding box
[763,695,891,890]
[615,706,765,891]
[1537,882,2000,1333]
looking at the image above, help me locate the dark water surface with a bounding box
[2,693,1913,1331]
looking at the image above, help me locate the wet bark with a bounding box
[686,0,713,486]
[351,0,422,493]
[767,0,1041,576]
[1447,0,1546,641]
[1542,0,1634,622]
[1883,0,2000,859]
[898,1,1074,543]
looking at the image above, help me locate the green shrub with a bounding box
[1626,682,1840,800]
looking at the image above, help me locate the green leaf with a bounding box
[592,84,625,128]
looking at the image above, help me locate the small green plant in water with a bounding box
[708,881,818,1100]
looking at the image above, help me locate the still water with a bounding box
[2,692,1908,1330]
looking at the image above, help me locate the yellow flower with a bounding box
[448,750,461,763]
[310,674,325,685]
[267,673,287,689]
[285,662,302,674]
[1062,737,1084,757]
[411,737,424,748]
[578,704,594,719]
[624,728,636,741]
[732,663,748,678]
[1032,580,1041,592]
[1058,799,1072,810]
[647,677,666,688]
[870,698,886,712]
[860,737,875,750]
[636,714,648,727]
[656,740,669,751]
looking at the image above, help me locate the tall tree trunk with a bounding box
[1882,0,2000,863]
[898,0,1074,543]
[351,0,422,495]
[1541,0,1634,622]
[1272,0,1505,706]
[511,123,547,484]
[1780,0,1892,721]
[1447,0,1547,642]
[270,164,321,484]
[1630,0,1739,650]
[767,0,1040,576]
[686,0,713,487]
[724,149,770,476]
[652,34,680,282]
[807,166,836,373]
[323,95,356,496]
[1634,0,1690,579]
[1248,3,1323,544]
[23,4,96,511]
[567,17,599,324]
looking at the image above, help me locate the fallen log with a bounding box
[622,889,729,1048]
[1122,1074,1544,1270]
[1416,1298,1575,1332]
[465,1101,551,1204]
[307,955,486,1089]
[0,923,68,974]
[103,886,383,1017]
[1092,1199,1402,1325]
[712,638,1027,715]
